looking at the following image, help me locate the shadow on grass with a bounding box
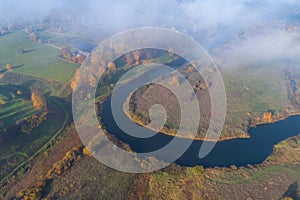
[13,64,25,70]
[283,182,300,200]
[24,48,37,54]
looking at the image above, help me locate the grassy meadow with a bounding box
[0,31,78,83]
[221,61,293,135]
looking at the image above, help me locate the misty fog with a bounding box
[1,0,300,64]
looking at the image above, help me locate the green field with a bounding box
[0,31,79,83]
[221,62,293,135]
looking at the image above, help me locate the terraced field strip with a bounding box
[0,99,36,127]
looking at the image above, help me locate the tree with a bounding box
[62,46,71,59]
[107,62,116,72]
[31,91,46,110]
[83,147,92,156]
[7,23,14,31]
[170,76,180,86]
[29,32,38,42]
[133,50,141,65]
[77,54,86,65]
[57,26,64,33]
[263,112,273,122]
[24,27,30,33]
[168,47,174,57]
[6,64,12,71]
[125,53,133,66]
[18,45,25,54]
[70,69,81,90]
[37,38,43,44]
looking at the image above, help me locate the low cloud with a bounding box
[1,0,300,63]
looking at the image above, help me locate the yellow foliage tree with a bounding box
[83,147,92,157]
[169,76,180,86]
[133,50,141,65]
[31,91,46,110]
[6,64,12,71]
[70,69,81,90]
[263,112,273,122]
[77,54,86,65]
[125,53,133,66]
[107,62,116,72]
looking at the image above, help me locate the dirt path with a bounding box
[46,43,62,50]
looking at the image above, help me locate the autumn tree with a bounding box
[71,56,78,63]
[46,147,81,179]
[107,62,116,72]
[6,64,12,71]
[125,53,133,66]
[77,54,86,65]
[83,147,92,156]
[62,46,71,59]
[263,112,273,122]
[133,50,141,65]
[70,69,81,90]
[31,91,46,110]
[169,75,180,86]
[29,32,38,42]
[70,78,76,90]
